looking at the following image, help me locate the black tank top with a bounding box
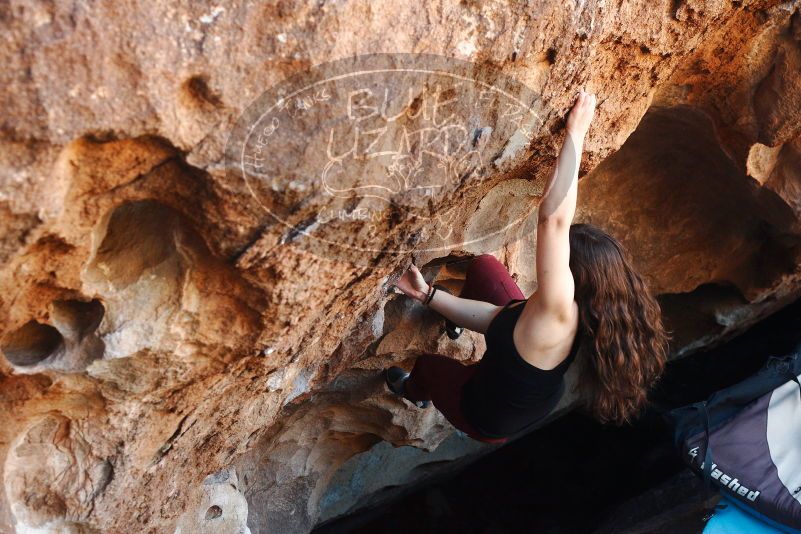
[460,299,582,439]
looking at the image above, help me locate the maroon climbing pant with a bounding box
[403,254,525,444]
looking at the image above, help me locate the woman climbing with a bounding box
[384,90,669,444]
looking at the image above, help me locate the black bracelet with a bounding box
[424,286,438,306]
[422,285,433,305]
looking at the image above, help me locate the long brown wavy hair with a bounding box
[569,223,669,425]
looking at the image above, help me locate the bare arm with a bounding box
[530,90,596,318]
[391,92,595,334]
[428,291,501,333]
[393,265,501,333]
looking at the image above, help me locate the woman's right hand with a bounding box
[394,264,430,303]
[565,89,596,139]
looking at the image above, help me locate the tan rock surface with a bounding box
[1,1,800,532]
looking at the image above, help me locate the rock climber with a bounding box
[385,90,669,444]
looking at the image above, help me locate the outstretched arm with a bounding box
[392,91,595,333]
[393,265,501,333]
[531,90,596,319]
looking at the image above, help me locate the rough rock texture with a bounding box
[2,1,801,532]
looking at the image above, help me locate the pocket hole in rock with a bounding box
[86,200,182,288]
[1,320,64,367]
[181,75,223,109]
[205,505,223,520]
[50,299,105,340]
[420,253,475,295]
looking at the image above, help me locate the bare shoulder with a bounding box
[514,296,580,370]
[523,289,578,324]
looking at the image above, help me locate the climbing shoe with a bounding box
[384,366,430,409]
[445,319,463,340]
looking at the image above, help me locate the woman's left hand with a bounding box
[394,264,430,303]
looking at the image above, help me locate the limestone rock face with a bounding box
[1,1,800,532]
